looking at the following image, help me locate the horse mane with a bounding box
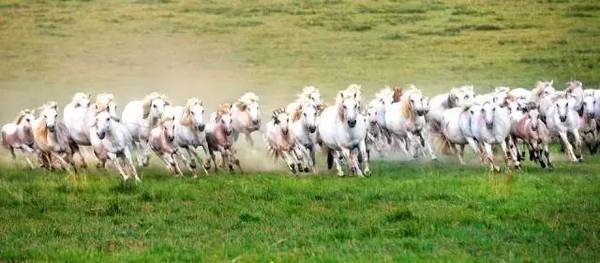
[399,87,420,121]
[236,92,259,111]
[216,103,231,118]
[291,104,302,122]
[142,92,170,119]
[392,87,403,103]
[495,86,510,93]
[298,86,319,101]
[181,98,202,126]
[34,117,48,145]
[14,109,33,124]
[565,80,582,93]
[271,108,285,123]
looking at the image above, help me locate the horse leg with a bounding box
[359,140,370,176]
[559,131,578,162]
[188,147,208,176]
[178,146,195,176]
[309,145,318,173]
[109,152,129,181]
[571,129,583,161]
[51,152,74,174]
[244,132,255,148]
[282,151,297,174]
[171,152,183,175]
[124,148,140,182]
[332,150,344,177]
[8,146,16,160]
[465,137,483,163]
[484,143,499,172]
[141,140,151,167]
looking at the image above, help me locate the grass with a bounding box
[1,0,600,261]
[0,157,599,261]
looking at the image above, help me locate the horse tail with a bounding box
[1,129,9,150]
[433,130,453,155]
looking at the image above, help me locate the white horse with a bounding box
[531,80,556,120]
[169,98,209,176]
[578,94,597,154]
[428,85,474,133]
[288,101,319,172]
[510,106,553,168]
[565,80,584,110]
[148,113,182,175]
[265,108,299,173]
[2,109,37,168]
[465,102,518,171]
[206,104,242,173]
[94,110,140,182]
[231,92,261,147]
[33,102,78,172]
[434,107,471,164]
[121,92,170,166]
[318,84,370,177]
[62,92,92,168]
[546,96,583,162]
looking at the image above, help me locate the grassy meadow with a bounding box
[0,0,599,261]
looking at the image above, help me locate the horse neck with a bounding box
[19,124,34,144]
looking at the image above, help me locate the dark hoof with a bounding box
[540,161,546,169]
[190,162,197,169]
[303,167,310,173]
[578,158,584,163]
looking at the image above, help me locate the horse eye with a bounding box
[343,106,347,109]
[191,111,195,115]
[153,104,157,108]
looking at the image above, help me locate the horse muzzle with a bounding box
[226,129,233,136]
[197,124,206,132]
[416,110,426,116]
[47,126,55,133]
[308,126,317,133]
[252,120,260,127]
[486,123,493,129]
[97,131,106,140]
[560,116,567,122]
[168,136,175,142]
[348,120,357,128]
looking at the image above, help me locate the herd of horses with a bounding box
[1,80,598,182]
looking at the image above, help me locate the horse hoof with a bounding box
[96,163,104,169]
[303,167,310,173]
[578,158,584,163]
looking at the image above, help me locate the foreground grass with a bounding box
[0,158,599,261]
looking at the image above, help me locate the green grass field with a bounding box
[1,0,600,261]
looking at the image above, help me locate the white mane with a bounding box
[239,92,259,105]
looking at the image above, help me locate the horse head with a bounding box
[72,92,91,108]
[301,102,318,133]
[142,92,170,119]
[16,109,35,127]
[39,102,59,133]
[581,95,595,119]
[238,92,261,127]
[161,114,176,142]
[338,91,360,128]
[95,110,113,140]
[527,108,541,131]
[96,93,119,121]
[481,102,496,129]
[216,104,233,136]
[555,98,570,123]
[184,98,206,132]
[272,108,290,135]
[407,91,428,117]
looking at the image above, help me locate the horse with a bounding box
[32,102,78,172]
[265,108,299,173]
[148,113,183,175]
[2,109,37,168]
[434,107,471,164]
[427,85,474,134]
[531,80,556,120]
[169,98,209,176]
[206,103,242,173]
[121,92,170,166]
[463,102,518,171]
[578,94,598,154]
[565,80,584,110]
[385,86,435,159]
[288,101,319,172]
[545,96,583,162]
[231,92,261,147]
[510,106,553,168]
[317,84,370,177]
[62,92,92,168]
[94,110,140,182]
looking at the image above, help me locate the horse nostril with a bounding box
[348,120,357,127]
[309,126,316,133]
[252,120,260,126]
[198,124,205,131]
